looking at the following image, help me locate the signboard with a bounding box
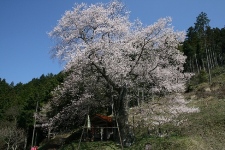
[31,146,38,150]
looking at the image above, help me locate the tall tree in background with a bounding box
[183,27,199,73]
[183,12,225,84]
[183,12,220,83]
[194,12,210,38]
[194,12,210,72]
[47,1,195,141]
[194,12,212,83]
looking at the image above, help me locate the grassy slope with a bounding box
[40,68,225,150]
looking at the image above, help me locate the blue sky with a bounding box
[0,0,224,84]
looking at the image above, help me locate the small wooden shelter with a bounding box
[90,114,116,141]
[78,111,124,150]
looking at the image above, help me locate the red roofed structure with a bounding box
[94,114,113,123]
[83,114,116,141]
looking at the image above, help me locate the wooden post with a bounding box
[47,128,51,140]
[100,128,103,141]
[78,115,87,150]
[115,116,124,150]
[31,101,38,147]
[23,135,27,150]
[111,91,123,150]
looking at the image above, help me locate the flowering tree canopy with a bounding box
[45,0,196,139]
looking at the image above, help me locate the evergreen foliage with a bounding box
[183,12,225,75]
[0,72,65,149]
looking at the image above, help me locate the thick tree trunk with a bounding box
[117,87,128,139]
[115,86,134,146]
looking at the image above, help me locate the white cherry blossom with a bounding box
[43,1,198,135]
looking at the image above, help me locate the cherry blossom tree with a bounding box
[128,93,199,136]
[46,0,195,141]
